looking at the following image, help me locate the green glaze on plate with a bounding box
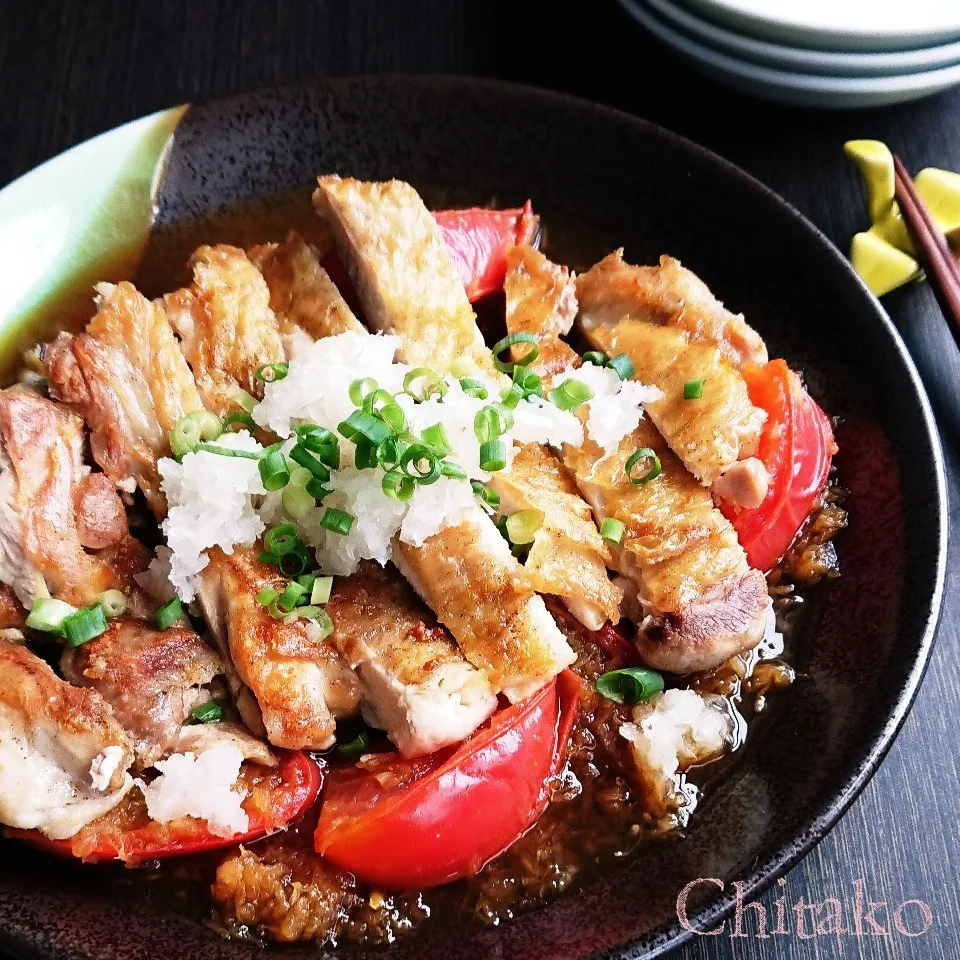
[0,105,187,363]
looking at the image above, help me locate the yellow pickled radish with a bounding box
[844,140,896,224]
[915,167,960,240]
[872,210,914,256]
[850,230,920,297]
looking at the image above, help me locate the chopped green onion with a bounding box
[61,604,109,647]
[513,367,543,399]
[258,551,280,566]
[195,442,262,459]
[231,387,257,412]
[549,378,595,411]
[169,416,203,458]
[582,350,608,367]
[296,573,317,592]
[289,444,332,481]
[449,357,479,378]
[26,597,77,634]
[500,382,524,410]
[256,587,279,607]
[311,576,333,605]
[400,445,442,485]
[258,449,291,492]
[296,425,340,468]
[375,436,405,469]
[264,523,299,556]
[223,411,257,432]
[98,589,127,618]
[320,507,355,535]
[440,460,467,480]
[337,729,372,758]
[595,667,664,705]
[683,378,705,400]
[599,517,626,544]
[471,480,500,509]
[505,509,543,545]
[382,469,416,502]
[459,378,488,400]
[268,599,288,620]
[191,410,224,441]
[403,367,448,402]
[373,399,406,435]
[190,701,224,724]
[277,581,306,613]
[155,597,183,631]
[279,549,311,577]
[491,332,539,372]
[625,447,662,486]
[282,484,315,519]
[305,607,335,641]
[348,377,379,407]
[353,440,379,470]
[421,423,452,457]
[479,439,507,472]
[255,362,289,383]
[338,409,393,446]
[474,404,512,443]
[608,353,635,381]
[306,477,332,500]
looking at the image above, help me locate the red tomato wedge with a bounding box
[321,202,539,309]
[314,670,581,890]
[5,751,322,864]
[719,359,837,572]
[433,201,539,300]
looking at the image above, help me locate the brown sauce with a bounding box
[5,186,847,946]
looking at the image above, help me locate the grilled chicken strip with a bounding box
[0,389,147,608]
[315,175,619,632]
[44,281,205,517]
[325,562,497,757]
[198,546,362,751]
[0,640,134,839]
[577,252,767,491]
[163,245,286,417]
[505,246,769,673]
[61,618,223,769]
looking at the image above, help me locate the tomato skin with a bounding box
[315,670,581,890]
[5,751,323,864]
[720,360,837,572]
[433,201,539,301]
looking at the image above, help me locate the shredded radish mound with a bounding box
[159,431,266,601]
[137,743,248,839]
[619,689,731,782]
[133,546,177,604]
[568,362,664,452]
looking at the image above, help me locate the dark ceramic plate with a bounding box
[0,76,946,960]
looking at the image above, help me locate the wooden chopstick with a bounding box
[892,154,960,351]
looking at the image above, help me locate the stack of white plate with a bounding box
[618,0,960,108]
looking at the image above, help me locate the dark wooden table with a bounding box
[2,2,958,957]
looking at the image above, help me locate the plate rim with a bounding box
[0,73,948,960]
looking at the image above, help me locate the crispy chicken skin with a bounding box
[325,562,497,757]
[314,176,492,372]
[61,618,223,769]
[0,641,134,839]
[576,251,768,369]
[45,281,205,517]
[249,232,364,342]
[198,546,361,751]
[564,421,769,673]
[163,245,286,417]
[577,252,767,488]
[0,389,147,608]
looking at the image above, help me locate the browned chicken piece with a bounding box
[317,179,619,632]
[503,244,580,377]
[163,245,286,417]
[44,281,205,517]
[577,252,768,489]
[314,176,493,372]
[61,618,223,769]
[197,546,362,751]
[576,251,768,369]
[564,422,769,673]
[0,389,148,608]
[393,515,575,701]
[175,721,277,767]
[325,562,496,757]
[0,640,134,839]
[249,231,364,343]
[0,584,25,630]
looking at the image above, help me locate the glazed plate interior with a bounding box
[0,76,946,960]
